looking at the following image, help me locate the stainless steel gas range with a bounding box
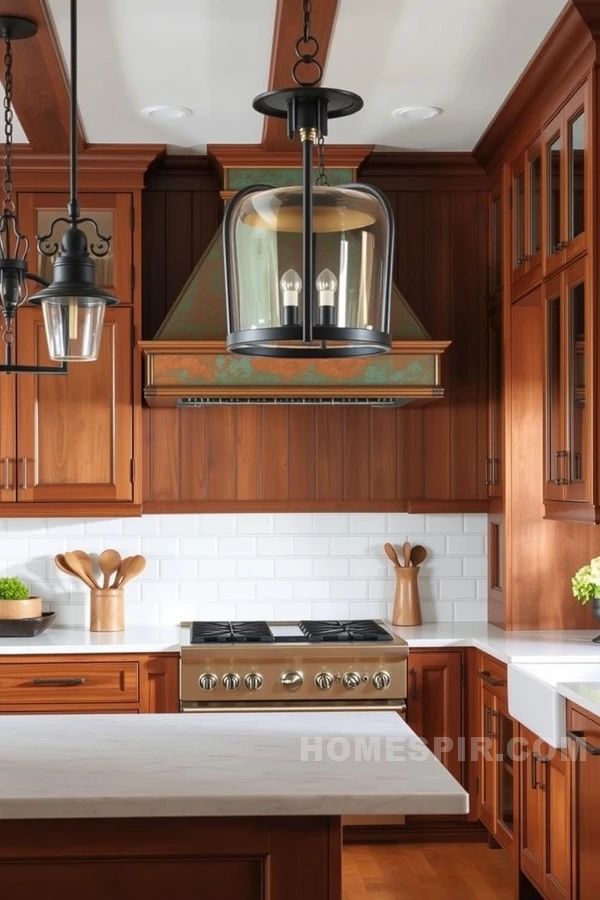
[180,619,408,714]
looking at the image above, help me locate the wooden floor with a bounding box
[343,843,513,899]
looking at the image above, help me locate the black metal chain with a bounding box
[293,0,322,87]
[315,134,329,186]
[3,33,14,213]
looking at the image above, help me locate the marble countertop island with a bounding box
[0,711,468,819]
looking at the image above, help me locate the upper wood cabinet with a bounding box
[488,180,503,310]
[542,84,588,277]
[510,137,543,292]
[486,308,503,499]
[543,256,595,520]
[17,192,134,304]
[11,307,135,504]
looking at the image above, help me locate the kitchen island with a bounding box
[0,711,467,900]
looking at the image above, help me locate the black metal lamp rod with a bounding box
[68,0,79,225]
[301,130,314,345]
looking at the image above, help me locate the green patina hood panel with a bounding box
[155,224,430,343]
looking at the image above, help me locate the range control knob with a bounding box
[244,672,263,692]
[281,671,303,691]
[372,671,391,691]
[222,673,240,692]
[198,673,218,692]
[315,672,334,691]
[343,671,361,691]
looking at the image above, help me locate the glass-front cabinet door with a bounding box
[511,153,527,282]
[510,138,542,290]
[495,698,515,850]
[488,182,502,309]
[544,273,564,502]
[564,258,587,502]
[543,82,587,276]
[528,145,542,271]
[16,192,133,304]
[487,309,502,499]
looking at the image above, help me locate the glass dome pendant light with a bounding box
[30,0,118,362]
[224,0,394,358]
[0,16,69,375]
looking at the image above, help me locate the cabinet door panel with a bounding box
[407,651,462,784]
[564,86,587,264]
[543,747,571,900]
[563,257,587,503]
[478,684,496,833]
[569,706,600,900]
[16,307,133,502]
[0,373,16,501]
[494,696,515,854]
[544,274,565,502]
[520,726,545,892]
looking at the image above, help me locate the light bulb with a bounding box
[280,269,302,305]
[316,268,338,306]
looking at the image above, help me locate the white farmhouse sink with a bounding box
[508,663,600,748]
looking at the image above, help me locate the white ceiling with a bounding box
[26,0,566,152]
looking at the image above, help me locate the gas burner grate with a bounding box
[298,619,393,643]
[190,621,274,644]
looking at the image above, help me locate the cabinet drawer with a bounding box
[476,652,507,702]
[0,661,139,705]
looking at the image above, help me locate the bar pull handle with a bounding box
[31,678,86,687]
[3,457,9,490]
[484,706,492,739]
[532,752,547,789]
[485,457,492,486]
[410,667,417,701]
[21,457,28,491]
[478,670,506,688]
[567,730,600,756]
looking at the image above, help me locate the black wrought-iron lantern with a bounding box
[224,1,394,358]
[30,0,117,362]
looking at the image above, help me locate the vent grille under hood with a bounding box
[140,226,450,408]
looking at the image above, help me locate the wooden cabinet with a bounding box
[568,703,600,900]
[488,179,503,310]
[543,256,595,521]
[542,85,588,277]
[407,650,463,785]
[476,653,516,855]
[0,654,179,714]
[0,307,139,511]
[18,191,134,304]
[486,308,503,499]
[511,137,543,293]
[520,725,571,900]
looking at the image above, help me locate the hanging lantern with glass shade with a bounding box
[224,0,394,358]
[30,0,117,362]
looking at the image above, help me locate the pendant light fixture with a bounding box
[30,0,117,362]
[0,17,69,375]
[224,0,394,358]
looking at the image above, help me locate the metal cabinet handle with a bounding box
[3,457,9,490]
[484,705,493,739]
[493,457,501,486]
[532,752,547,790]
[485,457,493,486]
[410,667,417,701]
[567,730,600,755]
[31,678,86,686]
[21,457,28,491]
[478,670,506,688]
[554,450,568,485]
[554,241,568,251]
[490,709,498,739]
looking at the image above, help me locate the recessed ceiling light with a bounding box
[392,106,443,120]
[140,105,193,120]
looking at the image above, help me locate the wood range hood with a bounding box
[140,224,450,409]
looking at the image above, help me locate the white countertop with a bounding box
[0,625,180,655]
[0,711,468,819]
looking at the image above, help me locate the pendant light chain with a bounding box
[2,33,14,214]
[315,134,329,186]
[293,0,322,87]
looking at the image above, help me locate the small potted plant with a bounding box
[572,558,600,642]
[0,577,42,620]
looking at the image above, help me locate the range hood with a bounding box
[141,159,449,409]
[141,225,449,408]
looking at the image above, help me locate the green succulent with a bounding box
[0,577,30,601]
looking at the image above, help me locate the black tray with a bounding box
[0,611,56,637]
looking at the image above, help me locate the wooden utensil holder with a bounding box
[90,588,124,632]
[391,566,423,626]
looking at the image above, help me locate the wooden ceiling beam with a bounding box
[262,0,341,151]
[1,0,85,153]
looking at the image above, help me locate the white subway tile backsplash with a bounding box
[3,513,488,627]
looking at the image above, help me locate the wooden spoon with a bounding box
[403,541,411,568]
[410,545,428,567]
[99,548,122,589]
[72,550,100,589]
[54,553,77,578]
[113,554,146,589]
[63,551,98,590]
[384,543,401,568]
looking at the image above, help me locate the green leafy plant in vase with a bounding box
[0,577,42,620]
[572,558,600,643]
